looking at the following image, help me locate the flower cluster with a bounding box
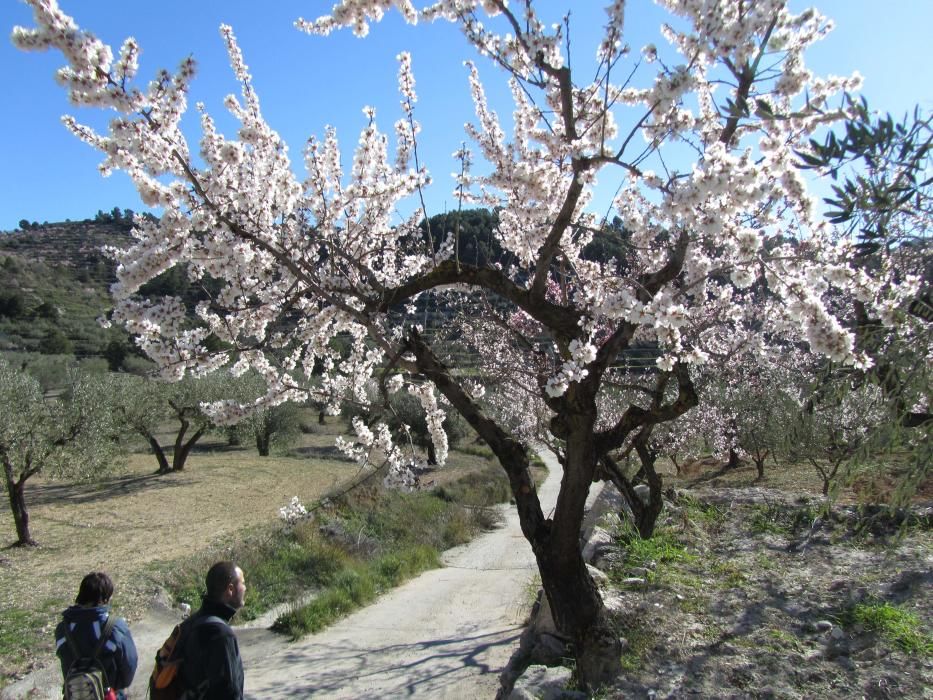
[278,496,309,525]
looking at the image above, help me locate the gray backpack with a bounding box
[62,615,116,700]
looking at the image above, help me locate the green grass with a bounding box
[748,502,820,537]
[0,598,67,679]
[616,616,657,672]
[155,463,517,636]
[678,494,728,529]
[611,524,696,584]
[273,546,441,636]
[841,601,933,655]
[432,463,511,509]
[711,559,748,589]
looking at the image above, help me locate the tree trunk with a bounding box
[633,436,663,540]
[147,434,171,474]
[535,429,622,688]
[754,454,767,480]
[426,441,437,466]
[3,457,36,547]
[670,454,682,475]
[726,447,740,470]
[256,431,270,457]
[405,332,621,689]
[318,409,326,425]
[172,426,205,471]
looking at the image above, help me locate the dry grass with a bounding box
[664,454,931,505]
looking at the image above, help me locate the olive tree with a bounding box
[113,373,226,473]
[0,360,123,546]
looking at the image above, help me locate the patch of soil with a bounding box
[597,487,933,699]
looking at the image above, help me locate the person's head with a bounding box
[205,561,246,610]
[75,572,114,607]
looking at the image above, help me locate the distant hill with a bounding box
[0,215,134,360]
[0,208,645,368]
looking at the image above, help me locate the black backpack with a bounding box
[62,614,116,700]
[149,615,225,700]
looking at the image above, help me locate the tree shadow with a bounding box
[241,626,522,698]
[26,469,191,508]
[289,445,356,462]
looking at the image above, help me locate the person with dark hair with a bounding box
[55,572,138,700]
[177,561,246,699]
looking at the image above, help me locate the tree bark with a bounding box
[537,427,622,689]
[633,435,663,540]
[426,441,437,466]
[726,447,740,470]
[147,434,171,474]
[405,332,621,689]
[256,431,270,457]
[754,453,768,480]
[3,456,37,547]
[172,426,206,471]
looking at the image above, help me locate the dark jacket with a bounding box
[180,598,244,700]
[55,605,138,693]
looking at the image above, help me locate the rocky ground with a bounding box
[514,486,933,699]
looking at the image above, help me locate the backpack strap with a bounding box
[92,615,117,660]
[63,614,117,662]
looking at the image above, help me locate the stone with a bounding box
[530,633,571,666]
[532,590,561,637]
[508,665,587,700]
[815,620,834,633]
[622,577,647,586]
[634,483,651,505]
[587,564,609,587]
[582,526,614,563]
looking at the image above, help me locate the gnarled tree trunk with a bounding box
[3,455,37,547]
[172,422,205,471]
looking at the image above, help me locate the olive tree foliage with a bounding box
[224,372,303,456]
[796,99,932,501]
[784,382,888,497]
[112,373,227,473]
[16,0,909,686]
[0,360,124,546]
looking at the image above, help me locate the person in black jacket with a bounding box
[180,561,246,699]
[55,572,138,700]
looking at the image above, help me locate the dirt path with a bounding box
[238,449,564,699]
[4,450,566,699]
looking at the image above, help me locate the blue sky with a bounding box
[2,0,931,232]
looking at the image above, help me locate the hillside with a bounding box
[0,217,134,360]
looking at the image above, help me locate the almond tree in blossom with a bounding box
[15,0,910,686]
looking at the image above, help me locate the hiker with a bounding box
[179,561,246,699]
[55,571,138,700]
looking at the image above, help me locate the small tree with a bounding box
[225,372,303,456]
[787,384,887,496]
[113,374,223,473]
[37,328,73,355]
[0,361,123,546]
[385,390,467,465]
